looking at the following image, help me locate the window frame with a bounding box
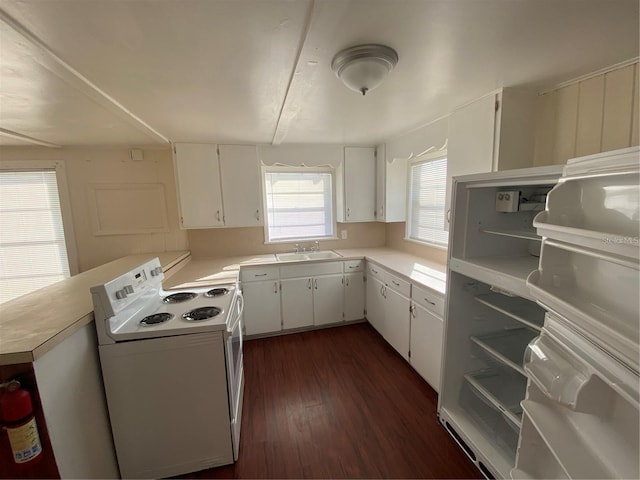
[405,150,449,250]
[0,159,79,277]
[261,165,338,244]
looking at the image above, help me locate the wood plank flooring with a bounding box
[178,323,481,479]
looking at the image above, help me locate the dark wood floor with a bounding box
[179,323,481,479]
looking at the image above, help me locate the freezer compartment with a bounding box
[512,413,569,479]
[527,239,639,370]
[459,379,520,463]
[533,149,639,259]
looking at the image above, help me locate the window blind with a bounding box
[407,157,449,247]
[0,170,70,303]
[264,170,334,242]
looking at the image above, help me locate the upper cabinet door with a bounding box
[174,143,224,228]
[340,146,376,222]
[445,94,497,230]
[218,145,263,227]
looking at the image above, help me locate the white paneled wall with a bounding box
[534,61,639,166]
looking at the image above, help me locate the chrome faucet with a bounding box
[294,244,301,253]
[311,241,320,252]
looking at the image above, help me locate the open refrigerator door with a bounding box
[514,146,639,479]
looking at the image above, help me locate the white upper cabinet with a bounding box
[375,144,407,222]
[218,145,262,227]
[174,143,224,228]
[336,147,376,223]
[174,143,263,229]
[445,88,537,229]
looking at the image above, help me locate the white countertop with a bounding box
[165,247,446,296]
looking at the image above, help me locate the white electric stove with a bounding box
[91,257,244,479]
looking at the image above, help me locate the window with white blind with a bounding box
[407,155,449,248]
[263,167,335,242]
[0,168,72,303]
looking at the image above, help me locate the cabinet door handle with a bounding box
[410,304,416,318]
[347,207,350,218]
[424,297,436,306]
[256,209,260,221]
[274,282,278,294]
[314,279,318,290]
[446,209,451,223]
[345,277,349,286]
[308,278,312,289]
[217,210,221,222]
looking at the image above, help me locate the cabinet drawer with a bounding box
[343,260,364,273]
[386,273,411,297]
[367,262,386,282]
[240,266,279,282]
[412,285,444,317]
[279,261,342,279]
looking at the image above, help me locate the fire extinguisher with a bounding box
[0,379,43,465]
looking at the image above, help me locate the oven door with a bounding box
[226,290,244,460]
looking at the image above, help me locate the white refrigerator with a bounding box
[514,146,639,479]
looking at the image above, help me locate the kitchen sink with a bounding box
[276,250,342,262]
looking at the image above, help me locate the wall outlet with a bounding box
[341,229,347,239]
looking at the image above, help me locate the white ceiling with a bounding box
[0,0,638,148]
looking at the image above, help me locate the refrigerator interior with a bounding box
[440,166,562,478]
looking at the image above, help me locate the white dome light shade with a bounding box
[331,44,398,96]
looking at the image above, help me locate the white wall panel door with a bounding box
[219,145,263,227]
[174,143,224,228]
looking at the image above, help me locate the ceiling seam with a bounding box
[0,128,61,148]
[271,0,316,146]
[0,7,170,146]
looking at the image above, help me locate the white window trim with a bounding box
[0,159,79,275]
[405,150,449,250]
[261,165,337,244]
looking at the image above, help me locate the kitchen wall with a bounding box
[0,147,187,272]
[533,60,639,166]
[188,222,385,258]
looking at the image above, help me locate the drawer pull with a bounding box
[371,268,378,274]
[392,280,400,287]
[255,273,268,277]
[348,265,357,269]
[424,297,436,306]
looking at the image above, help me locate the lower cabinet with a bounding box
[242,280,282,335]
[366,275,386,335]
[280,278,314,329]
[343,272,365,321]
[384,286,411,361]
[241,266,282,336]
[280,274,344,328]
[409,301,444,392]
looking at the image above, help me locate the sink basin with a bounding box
[276,250,342,262]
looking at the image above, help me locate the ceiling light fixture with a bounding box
[331,44,398,96]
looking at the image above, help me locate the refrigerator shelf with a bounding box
[474,293,544,331]
[479,228,541,241]
[521,398,638,479]
[449,256,538,301]
[470,328,537,376]
[463,369,526,428]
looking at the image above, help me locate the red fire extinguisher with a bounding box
[0,379,43,465]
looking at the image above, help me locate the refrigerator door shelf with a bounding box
[526,239,639,372]
[515,317,639,480]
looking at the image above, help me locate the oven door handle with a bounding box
[227,293,244,333]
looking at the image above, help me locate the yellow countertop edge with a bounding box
[0,250,191,366]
